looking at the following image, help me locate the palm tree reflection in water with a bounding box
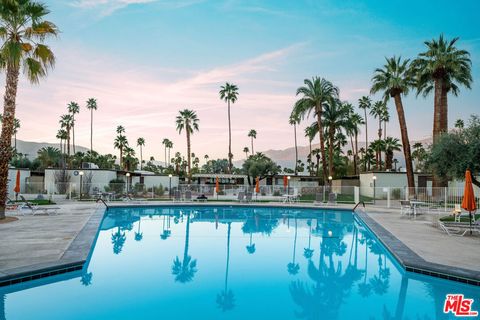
[217,222,235,311]
[161,215,171,240]
[134,218,143,242]
[111,227,126,255]
[303,219,314,259]
[172,212,197,283]
[287,217,300,275]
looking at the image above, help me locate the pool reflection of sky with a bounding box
[2,206,479,320]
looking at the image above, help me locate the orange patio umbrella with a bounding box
[283,175,288,191]
[13,170,21,200]
[255,177,260,193]
[461,170,477,234]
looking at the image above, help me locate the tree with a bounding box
[293,77,339,182]
[248,129,257,155]
[0,0,58,219]
[383,137,401,170]
[37,146,61,169]
[345,112,364,175]
[162,138,170,167]
[137,137,145,170]
[304,124,317,176]
[289,114,300,176]
[242,153,279,185]
[0,115,20,152]
[370,101,385,168]
[358,96,372,153]
[59,114,73,158]
[219,82,239,173]
[427,115,480,188]
[86,98,97,152]
[56,129,67,155]
[322,99,349,178]
[176,109,199,183]
[371,56,416,195]
[67,102,80,154]
[243,147,249,159]
[114,129,128,170]
[455,119,464,130]
[166,140,173,167]
[412,35,472,144]
[381,104,390,140]
[172,213,197,283]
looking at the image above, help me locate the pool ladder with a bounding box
[352,201,365,212]
[96,198,109,209]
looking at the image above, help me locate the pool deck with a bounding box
[0,201,478,286]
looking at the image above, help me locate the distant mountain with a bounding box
[13,139,89,160]
[235,137,433,170]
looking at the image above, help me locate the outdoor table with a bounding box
[410,200,427,217]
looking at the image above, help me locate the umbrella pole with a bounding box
[470,212,472,235]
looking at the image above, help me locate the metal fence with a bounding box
[9,181,479,212]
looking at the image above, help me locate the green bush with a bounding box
[391,188,402,200]
[108,179,125,194]
[147,185,165,196]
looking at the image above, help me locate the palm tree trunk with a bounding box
[0,63,20,219]
[432,78,448,191]
[294,123,298,175]
[364,109,368,154]
[383,120,387,140]
[251,137,254,155]
[72,116,76,154]
[168,148,171,167]
[316,104,328,182]
[227,100,232,173]
[119,149,123,170]
[90,109,93,152]
[140,146,143,170]
[328,126,335,178]
[354,133,359,175]
[187,128,191,184]
[67,128,71,157]
[378,119,382,170]
[350,135,356,175]
[393,94,416,196]
[164,146,167,168]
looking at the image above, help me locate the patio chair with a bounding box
[400,200,413,215]
[313,193,323,206]
[236,191,245,202]
[18,197,60,216]
[245,192,253,203]
[451,204,472,222]
[173,190,181,202]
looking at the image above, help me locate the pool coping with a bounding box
[355,210,480,286]
[0,207,105,287]
[1,202,479,287]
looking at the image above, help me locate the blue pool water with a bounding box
[1,206,479,320]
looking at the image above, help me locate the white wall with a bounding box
[359,172,422,198]
[44,169,117,194]
[7,168,30,196]
[131,175,179,190]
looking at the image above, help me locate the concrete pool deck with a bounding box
[0,201,478,286]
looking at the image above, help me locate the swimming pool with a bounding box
[1,206,479,319]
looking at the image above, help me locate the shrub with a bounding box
[109,179,125,194]
[391,188,402,200]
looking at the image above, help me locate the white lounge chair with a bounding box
[439,219,480,236]
[245,192,253,203]
[236,191,245,202]
[184,191,193,202]
[400,200,413,216]
[20,201,60,216]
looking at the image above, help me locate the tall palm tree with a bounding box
[370,101,385,168]
[137,137,145,170]
[56,129,66,155]
[204,154,209,165]
[412,35,472,190]
[358,96,372,153]
[287,217,300,275]
[86,98,97,152]
[67,101,80,154]
[289,114,300,176]
[243,147,249,159]
[162,138,170,167]
[381,104,390,139]
[412,35,472,143]
[345,112,364,175]
[248,129,257,155]
[219,83,239,173]
[371,56,416,195]
[454,119,464,129]
[0,115,21,153]
[166,140,173,167]
[304,124,316,176]
[176,109,199,184]
[0,0,58,219]
[37,146,61,168]
[293,77,339,182]
[59,114,73,158]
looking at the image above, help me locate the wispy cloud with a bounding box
[72,0,203,17]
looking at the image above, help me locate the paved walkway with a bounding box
[0,201,478,284]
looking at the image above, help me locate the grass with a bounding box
[299,194,373,203]
[14,199,56,205]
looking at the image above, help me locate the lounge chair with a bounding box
[451,204,472,222]
[314,193,323,206]
[19,201,60,216]
[439,219,480,236]
[173,190,181,202]
[400,200,413,215]
[236,191,245,202]
[184,191,192,202]
[245,192,253,203]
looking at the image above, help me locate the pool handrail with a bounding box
[353,201,365,212]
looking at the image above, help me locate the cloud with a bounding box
[72,0,203,17]
[11,42,303,160]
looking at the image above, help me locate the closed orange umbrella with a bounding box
[255,177,260,193]
[461,170,477,234]
[215,177,220,193]
[283,175,288,190]
[13,170,20,200]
